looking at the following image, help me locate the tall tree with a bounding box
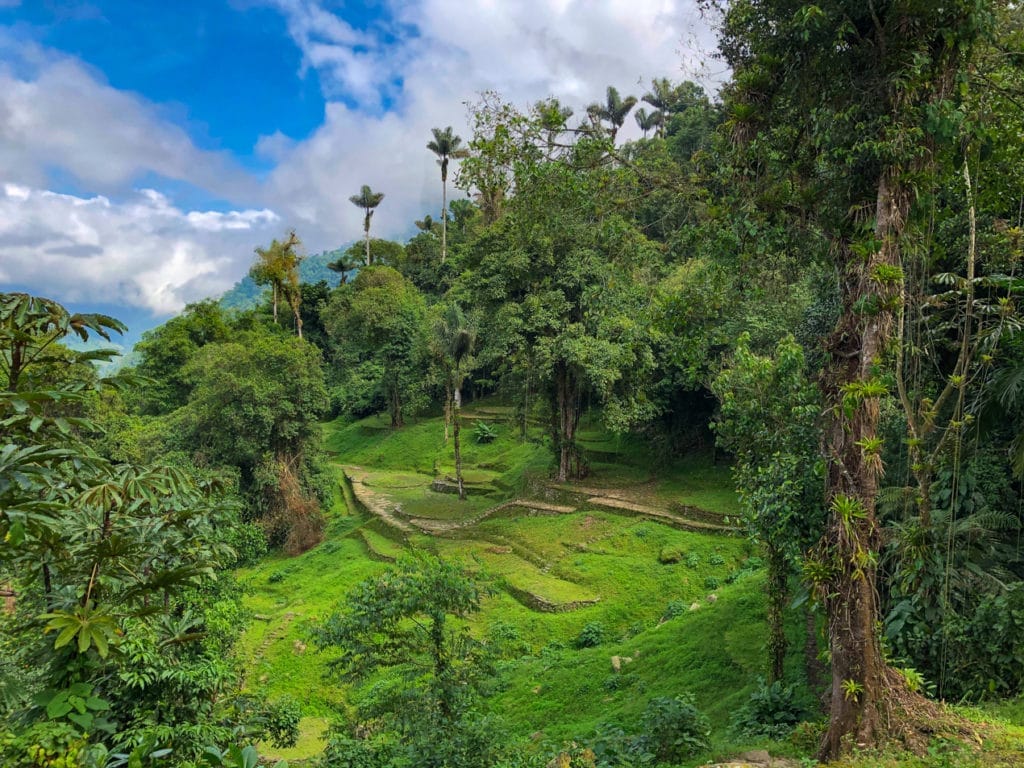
[251,231,303,337]
[431,303,477,500]
[427,127,469,264]
[713,0,997,756]
[586,86,637,142]
[634,107,663,139]
[349,185,385,265]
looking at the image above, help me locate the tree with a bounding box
[314,556,501,768]
[428,126,470,264]
[431,303,478,500]
[0,293,283,764]
[322,266,428,428]
[634,107,663,139]
[712,334,822,684]
[466,154,659,481]
[586,86,637,142]
[713,0,997,756]
[174,327,330,553]
[251,232,304,337]
[350,185,385,265]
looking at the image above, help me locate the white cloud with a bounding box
[262,0,722,252]
[0,38,255,201]
[1,2,722,314]
[0,184,279,315]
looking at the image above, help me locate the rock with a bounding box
[739,750,771,764]
[532,685,542,694]
[707,593,718,603]
[293,640,307,654]
[611,655,621,672]
[689,601,701,611]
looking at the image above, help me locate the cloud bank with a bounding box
[0,1,719,316]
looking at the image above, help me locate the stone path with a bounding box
[342,466,738,536]
[343,465,414,532]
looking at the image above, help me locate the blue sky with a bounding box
[0,0,718,342]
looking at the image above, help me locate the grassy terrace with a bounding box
[237,401,1024,766]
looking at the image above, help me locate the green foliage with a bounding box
[573,622,606,649]
[473,420,498,444]
[0,293,267,764]
[731,678,807,738]
[657,546,682,565]
[636,694,710,764]
[322,266,429,427]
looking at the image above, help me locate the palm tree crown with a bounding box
[350,185,384,265]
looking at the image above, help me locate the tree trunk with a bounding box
[390,375,403,428]
[440,177,448,264]
[272,283,279,324]
[555,362,581,482]
[766,544,789,684]
[453,385,465,500]
[365,225,371,265]
[817,171,922,760]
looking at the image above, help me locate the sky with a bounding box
[0,0,722,344]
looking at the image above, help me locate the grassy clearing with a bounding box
[235,403,1024,767]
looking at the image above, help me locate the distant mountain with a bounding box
[219,246,350,311]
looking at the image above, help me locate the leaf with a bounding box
[67,711,93,730]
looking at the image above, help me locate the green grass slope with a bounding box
[236,402,1024,767]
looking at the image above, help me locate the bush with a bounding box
[704,576,720,590]
[662,600,687,620]
[658,546,682,564]
[636,694,710,763]
[574,622,606,649]
[708,553,725,566]
[731,678,807,738]
[684,553,701,568]
[473,420,498,444]
[227,521,269,566]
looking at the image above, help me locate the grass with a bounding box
[234,401,1024,767]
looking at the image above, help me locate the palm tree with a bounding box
[432,303,477,500]
[327,247,361,285]
[251,231,302,335]
[634,107,663,138]
[415,214,437,233]
[642,78,681,137]
[427,127,469,264]
[589,86,637,142]
[349,185,384,265]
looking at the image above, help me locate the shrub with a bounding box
[636,694,710,763]
[658,546,682,564]
[663,600,687,620]
[708,553,725,566]
[684,553,701,568]
[473,421,498,444]
[574,622,606,649]
[704,576,720,590]
[731,678,807,738]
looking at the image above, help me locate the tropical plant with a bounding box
[349,185,385,265]
[427,126,470,264]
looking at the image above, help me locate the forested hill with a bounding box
[219,247,348,310]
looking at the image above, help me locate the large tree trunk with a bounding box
[554,362,582,482]
[817,171,928,759]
